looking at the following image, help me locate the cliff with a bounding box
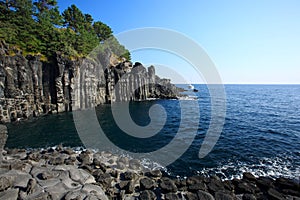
[0,41,179,123]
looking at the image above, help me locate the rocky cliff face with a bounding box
[0,42,179,123]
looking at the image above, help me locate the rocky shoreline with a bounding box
[0,127,299,200]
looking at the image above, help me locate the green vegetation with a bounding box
[0,0,130,60]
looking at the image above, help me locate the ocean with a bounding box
[6,85,300,180]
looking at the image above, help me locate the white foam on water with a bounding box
[178,96,198,101]
[197,155,300,181]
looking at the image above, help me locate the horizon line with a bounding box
[173,83,300,85]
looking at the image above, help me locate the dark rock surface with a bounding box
[0,41,179,123]
[0,144,299,200]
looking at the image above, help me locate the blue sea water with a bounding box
[6,85,300,180]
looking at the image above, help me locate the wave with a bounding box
[194,155,300,181]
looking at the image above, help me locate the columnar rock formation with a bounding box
[0,41,179,123]
[0,125,7,161]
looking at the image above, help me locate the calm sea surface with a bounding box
[6,85,300,179]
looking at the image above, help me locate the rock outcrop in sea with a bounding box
[0,41,179,123]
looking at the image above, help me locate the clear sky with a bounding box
[58,1,300,84]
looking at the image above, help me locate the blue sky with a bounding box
[58,1,300,84]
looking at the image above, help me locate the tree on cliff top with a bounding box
[0,0,131,60]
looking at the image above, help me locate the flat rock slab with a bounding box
[1,170,32,188]
[0,188,19,200]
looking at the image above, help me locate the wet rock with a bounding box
[61,148,74,155]
[165,192,180,200]
[175,178,187,191]
[146,170,162,178]
[267,188,285,200]
[223,180,234,192]
[0,188,19,200]
[281,188,300,197]
[242,193,257,200]
[139,190,156,200]
[0,177,11,191]
[186,192,198,200]
[187,176,207,192]
[243,172,256,182]
[256,177,274,191]
[207,178,225,194]
[55,144,64,152]
[274,177,300,191]
[215,191,235,200]
[159,177,177,193]
[140,177,155,190]
[129,159,142,170]
[234,180,259,194]
[255,192,268,200]
[197,190,215,200]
